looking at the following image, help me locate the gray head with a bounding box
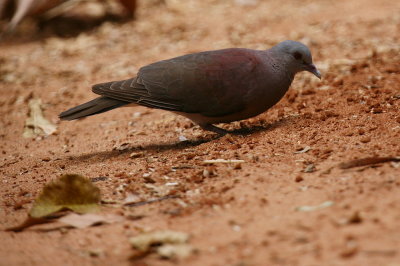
[271,40,321,79]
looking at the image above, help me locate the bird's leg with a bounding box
[7,0,35,32]
[199,124,228,135]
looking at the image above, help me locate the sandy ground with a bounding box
[1,0,400,265]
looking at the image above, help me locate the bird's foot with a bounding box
[200,124,229,135]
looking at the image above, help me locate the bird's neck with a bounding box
[265,52,295,86]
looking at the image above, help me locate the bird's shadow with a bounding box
[62,116,295,165]
[73,137,212,163]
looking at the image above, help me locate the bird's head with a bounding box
[272,40,321,79]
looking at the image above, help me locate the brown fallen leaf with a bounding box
[6,174,101,231]
[23,99,57,138]
[30,174,101,218]
[338,157,400,169]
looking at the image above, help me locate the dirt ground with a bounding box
[1,0,400,265]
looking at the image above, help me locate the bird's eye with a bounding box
[293,51,302,60]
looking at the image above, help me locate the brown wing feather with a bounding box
[92,78,182,111]
[92,49,261,116]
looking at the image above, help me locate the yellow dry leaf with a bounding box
[130,230,193,259]
[157,243,194,259]
[23,99,57,138]
[29,174,101,218]
[130,230,189,251]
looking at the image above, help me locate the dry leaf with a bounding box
[58,213,124,229]
[113,142,131,151]
[157,243,194,259]
[130,230,189,252]
[30,174,101,218]
[144,184,171,197]
[23,99,57,138]
[123,192,142,205]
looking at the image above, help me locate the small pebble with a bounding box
[360,136,371,143]
[233,163,242,170]
[295,175,304,182]
[130,152,144,158]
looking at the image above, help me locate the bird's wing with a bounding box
[92,49,261,117]
[92,78,183,111]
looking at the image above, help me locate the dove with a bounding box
[59,40,321,135]
[0,0,136,32]
[0,0,64,32]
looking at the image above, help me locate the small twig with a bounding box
[172,164,196,170]
[203,159,245,164]
[5,212,67,232]
[338,157,400,169]
[124,195,180,207]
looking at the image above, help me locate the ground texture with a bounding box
[1,0,400,265]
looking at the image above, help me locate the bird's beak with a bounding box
[305,63,321,79]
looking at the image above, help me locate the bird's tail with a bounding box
[59,96,128,121]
